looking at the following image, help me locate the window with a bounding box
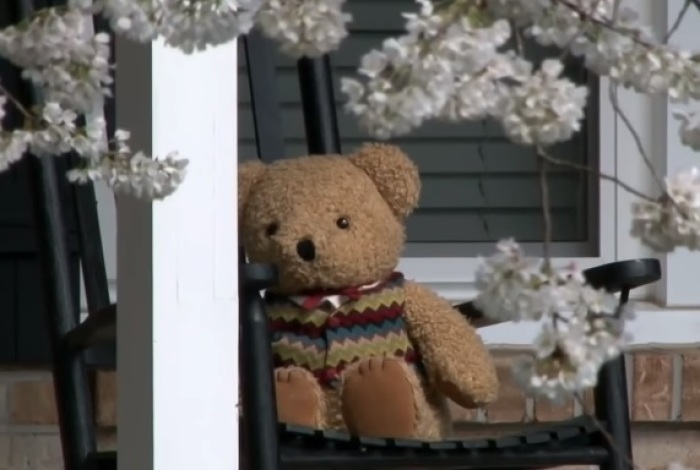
[238,0,613,298]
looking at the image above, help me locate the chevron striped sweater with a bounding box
[265,272,419,387]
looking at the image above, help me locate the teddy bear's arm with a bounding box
[403,281,499,409]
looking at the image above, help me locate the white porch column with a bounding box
[115,36,240,470]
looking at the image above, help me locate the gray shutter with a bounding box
[238,0,598,257]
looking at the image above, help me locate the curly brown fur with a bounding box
[403,281,499,408]
[238,148,419,294]
[238,143,498,439]
[339,357,448,440]
[348,143,421,218]
[275,366,326,428]
[238,160,267,216]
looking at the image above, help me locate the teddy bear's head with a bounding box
[238,143,421,294]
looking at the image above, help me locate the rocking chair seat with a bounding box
[247,415,606,469]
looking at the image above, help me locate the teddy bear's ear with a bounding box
[238,160,267,215]
[349,143,421,218]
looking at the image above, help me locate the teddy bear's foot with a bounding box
[341,357,417,439]
[275,367,326,428]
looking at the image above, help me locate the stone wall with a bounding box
[1,349,698,469]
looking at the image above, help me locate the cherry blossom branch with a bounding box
[553,0,655,49]
[535,147,657,203]
[556,0,604,59]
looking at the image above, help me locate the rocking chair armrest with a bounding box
[582,258,661,293]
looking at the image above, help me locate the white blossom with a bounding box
[487,0,700,100]
[340,1,587,145]
[474,239,603,323]
[474,239,558,322]
[68,149,188,200]
[499,59,588,145]
[155,0,262,53]
[673,108,700,151]
[0,94,30,172]
[475,239,630,399]
[66,127,188,199]
[89,0,262,51]
[341,0,525,139]
[632,168,700,252]
[0,94,187,198]
[0,131,33,173]
[30,102,82,157]
[0,8,112,113]
[256,0,351,58]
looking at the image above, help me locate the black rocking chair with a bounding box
[238,29,662,470]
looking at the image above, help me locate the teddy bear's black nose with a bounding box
[296,239,316,262]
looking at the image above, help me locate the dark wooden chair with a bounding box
[3,1,117,469]
[238,30,662,470]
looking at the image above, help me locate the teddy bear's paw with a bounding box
[275,367,326,428]
[436,374,499,409]
[340,357,418,439]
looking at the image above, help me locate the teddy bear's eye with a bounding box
[265,222,279,237]
[336,217,350,230]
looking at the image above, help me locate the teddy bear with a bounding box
[238,143,499,441]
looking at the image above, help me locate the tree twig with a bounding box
[0,82,33,118]
[665,0,692,43]
[607,82,667,194]
[535,147,657,203]
[476,133,493,238]
[688,0,700,16]
[538,156,552,267]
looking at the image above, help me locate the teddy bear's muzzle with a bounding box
[296,239,316,262]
